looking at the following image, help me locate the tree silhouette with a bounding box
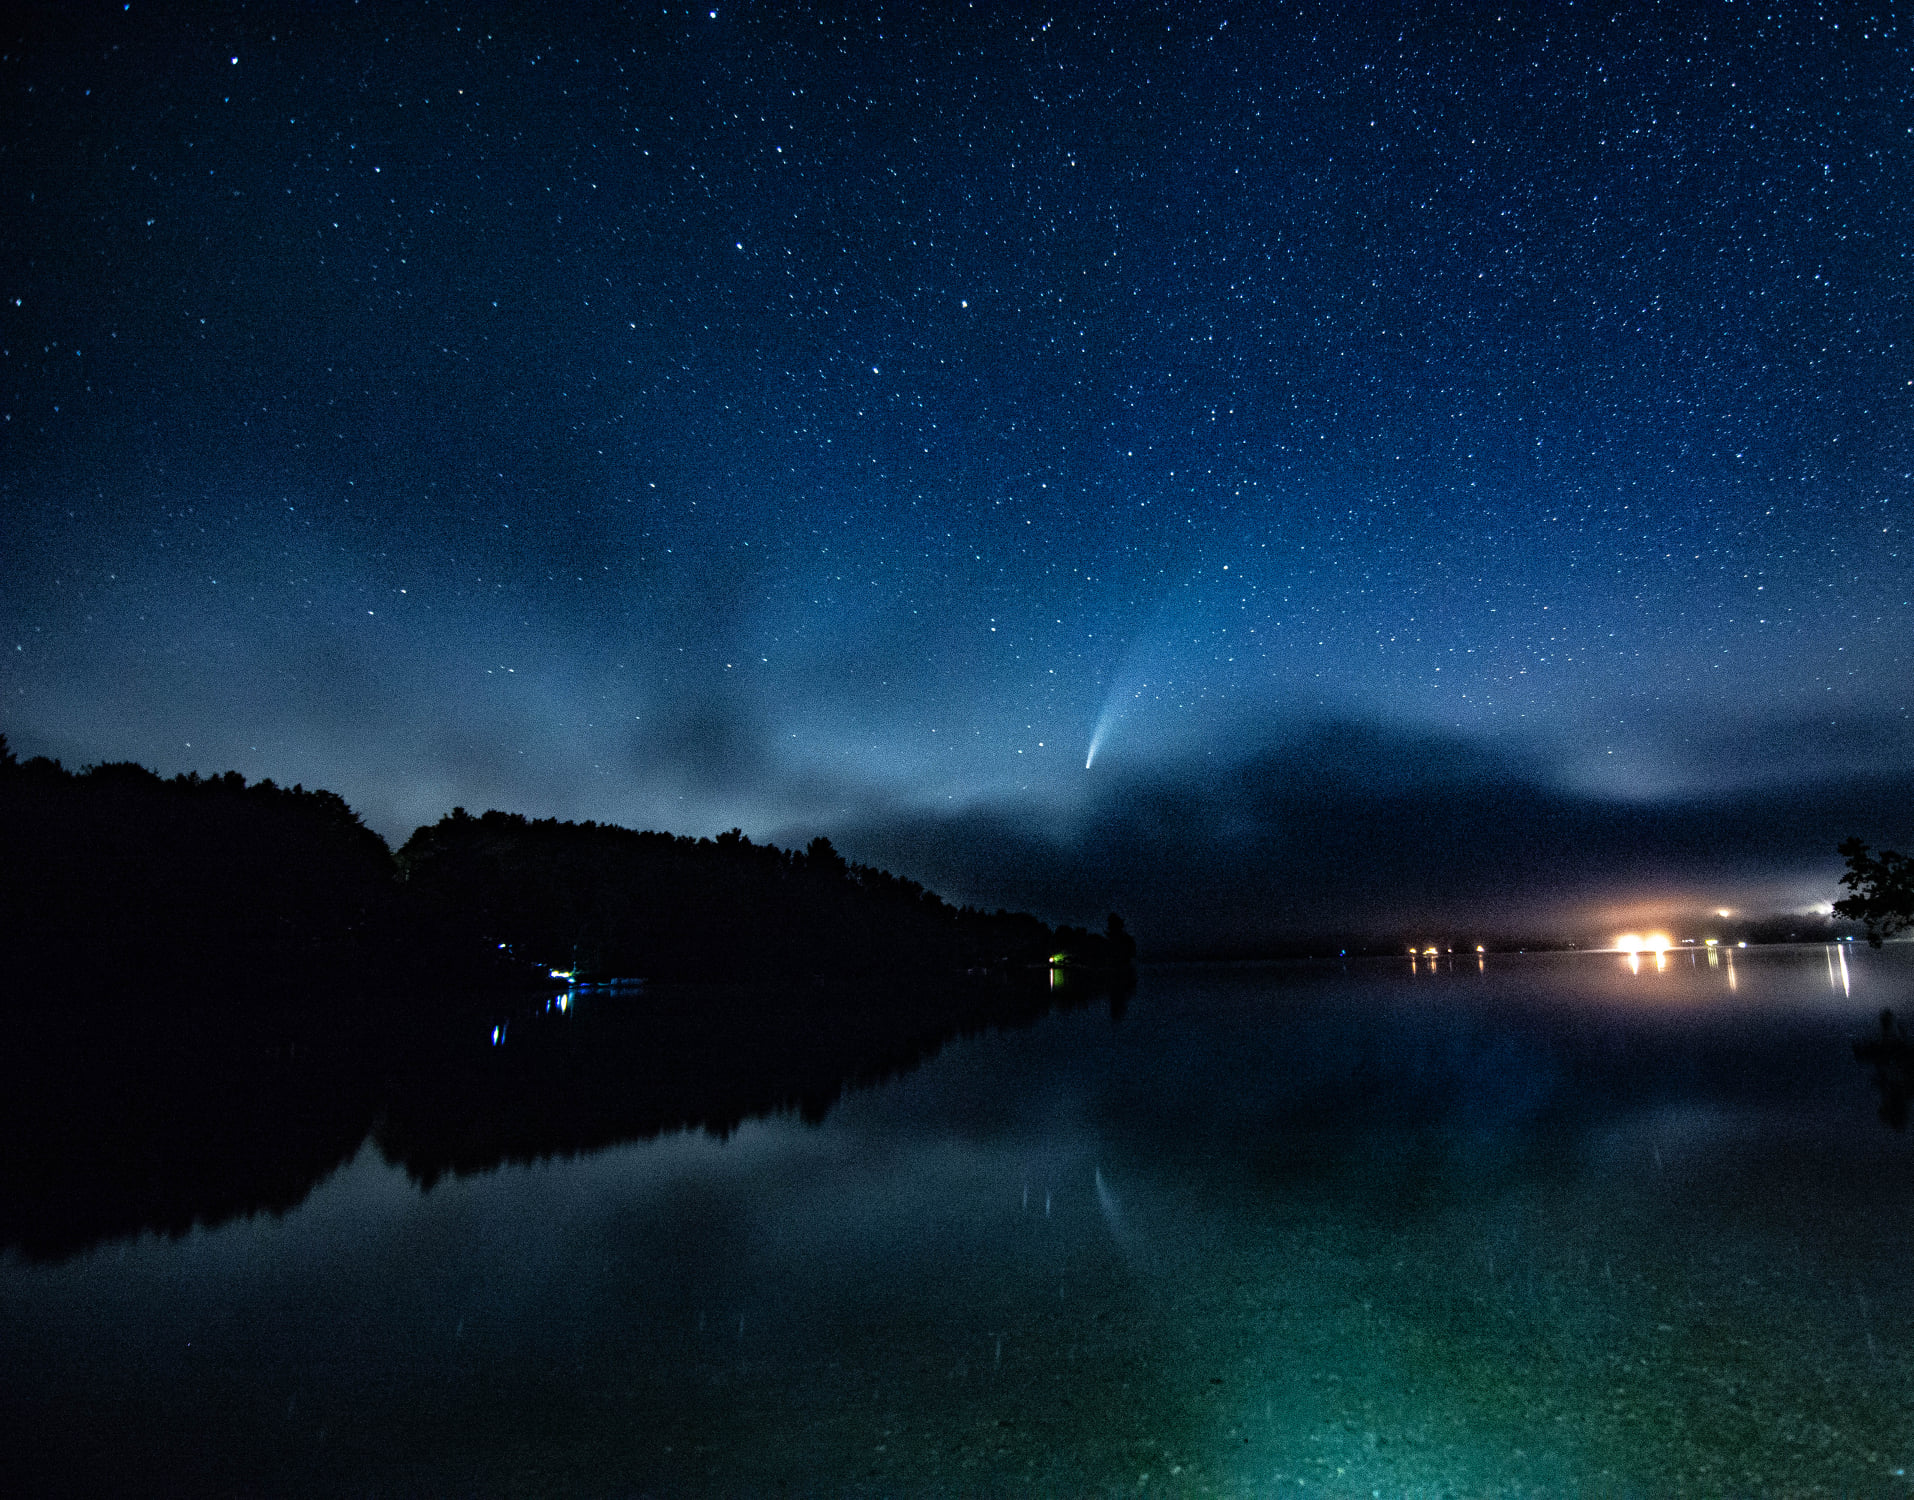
[1835,837,1914,947]
[396,810,1132,982]
[1,740,396,998]
[1,730,1137,1002]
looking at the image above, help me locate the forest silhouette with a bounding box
[0,734,1135,999]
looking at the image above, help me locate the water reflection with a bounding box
[8,949,1914,1498]
[1828,941,1853,997]
[1854,1006,1913,1129]
[0,970,1127,1261]
[13,949,1881,1265]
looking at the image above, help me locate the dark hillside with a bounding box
[398,809,1135,983]
[0,737,1135,1001]
[0,739,396,1000]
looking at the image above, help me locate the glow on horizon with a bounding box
[1614,933,1673,956]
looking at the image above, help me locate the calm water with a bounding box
[7,947,1914,1497]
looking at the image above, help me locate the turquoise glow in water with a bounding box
[7,948,1914,1496]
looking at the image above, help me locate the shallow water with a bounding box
[7,946,1914,1497]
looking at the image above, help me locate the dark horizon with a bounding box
[3,730,1882,962]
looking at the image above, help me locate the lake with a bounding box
[5,946,1914,1497]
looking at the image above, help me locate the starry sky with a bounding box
[4,1,1911,953]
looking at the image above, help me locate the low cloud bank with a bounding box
[823,720,1914,956]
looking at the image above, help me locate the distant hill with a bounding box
[400,808,1133,982]
[0,735,1134,999]
[0,739,397,999]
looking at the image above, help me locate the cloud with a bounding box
[828,717,1914,954]
[628,695,774,798]
[1647,709,1914,795]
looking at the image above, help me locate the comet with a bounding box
[1084,696,1123,769]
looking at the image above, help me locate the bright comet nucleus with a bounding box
[1084,706,1116,770]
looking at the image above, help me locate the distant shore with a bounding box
[0,736,1135,1006]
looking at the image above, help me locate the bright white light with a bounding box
[1085,711,1112,769]
[1616,932,1672,956]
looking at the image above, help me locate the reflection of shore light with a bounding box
[1617,935,1642,973]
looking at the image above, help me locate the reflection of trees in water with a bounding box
[0,971,1128,1263]
[0,1009,382,1262]
[1854,1007,1914,1130]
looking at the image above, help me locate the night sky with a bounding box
[5,2,1911,953]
